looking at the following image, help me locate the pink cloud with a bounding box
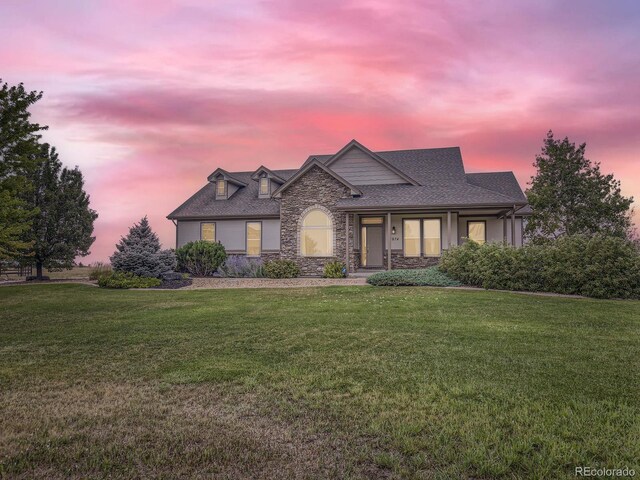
[0,0,638,261]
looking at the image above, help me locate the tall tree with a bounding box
[525,131,634,242]
[26,144,98,279]
[0,80,47,260]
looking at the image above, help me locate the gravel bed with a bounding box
[184,277,368,289]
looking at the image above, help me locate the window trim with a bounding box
[245,221,262,257]
[300,208,334,257]
[216,178,227,198]
[422,218,442,257]
[259,177,270,196]
[467,220,487,244]
[200,222,216,242]
[402,219,421,257]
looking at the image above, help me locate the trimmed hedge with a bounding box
[323,261,347,278]
[98,271,161,289]
[367,267,461,287]
[263,259,300,279]
[439,235,640,299]
[176,241,227,276]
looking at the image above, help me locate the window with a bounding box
[301,209,333,256]
[259,177,269,195]
[216,179,226,197]
[403,219,420,257]
[201,223,215,242]
[361,217,383,225]
[423,219,441,256]
[468,221,486,244]
[246,222,261,256]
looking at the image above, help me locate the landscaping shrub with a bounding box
[439,235,640,299]
[97,271,161,289]
[89,261,112,281]
[263,259,300,279]
[323,261,347,278]
[110,217,175,278]
[218,255,264,278]
[367,267,461,287]
[176,240,227,276]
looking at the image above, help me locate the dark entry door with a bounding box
[362,225,384,267]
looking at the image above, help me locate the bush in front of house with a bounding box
[97,271,161,289]
[218,255,264,278]
[439,235,640,299]
[367,267,461,287]
[89,261,112,281]
[323,261,347,278]
[110,217,176,278]
[176,240,227,276]
[263,259,300,279]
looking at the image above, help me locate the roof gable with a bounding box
[206,168,248,186]
[324,140,419,186]
[271,158,363,198]
[250,165,286,183]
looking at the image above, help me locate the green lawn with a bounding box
[1,285,638,479]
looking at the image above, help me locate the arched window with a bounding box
[301,209,333,256]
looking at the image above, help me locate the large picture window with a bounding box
[468,221,486,244]
[403,219,421,257]
[301,209,333,256]
[246,222,261,256]
[201,223,216,242]
[423,219,441,256]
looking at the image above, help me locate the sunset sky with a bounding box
[1,0,639,262]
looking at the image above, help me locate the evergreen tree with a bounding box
[110,217,175,278]
[0,80,47,260]
[525,131,634,242]
[26,144,98,279]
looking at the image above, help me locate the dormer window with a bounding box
[259,177,269,196]
[216,179,226,197]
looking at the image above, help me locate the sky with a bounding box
[1,0,639,262]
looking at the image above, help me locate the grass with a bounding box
[367,266,461,287]
[0,284,638,479]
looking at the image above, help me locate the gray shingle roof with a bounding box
[306,147,467,185]
[465,172,527,203]
[167,170,297,219]
[169,146,528,219]
[335,183,520,210]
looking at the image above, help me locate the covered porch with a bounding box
[341,206,526,272]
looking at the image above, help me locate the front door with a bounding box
[361,225,384,267]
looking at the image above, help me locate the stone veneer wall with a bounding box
[280,166,354,276]
[390,251,439,269]
[260,252,281,262]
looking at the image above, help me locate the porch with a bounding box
[342,206,526,272]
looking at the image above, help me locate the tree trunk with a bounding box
[36,261,43,280]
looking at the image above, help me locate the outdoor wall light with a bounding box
[392,226,396,235]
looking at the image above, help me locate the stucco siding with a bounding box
[330,147,407,185]
[176,219,280,252]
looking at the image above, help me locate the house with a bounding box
[167,140,530,275]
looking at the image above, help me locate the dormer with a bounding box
[207,168,247,200]
[251,166,286,199]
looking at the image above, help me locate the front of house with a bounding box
[168,140,530,275]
